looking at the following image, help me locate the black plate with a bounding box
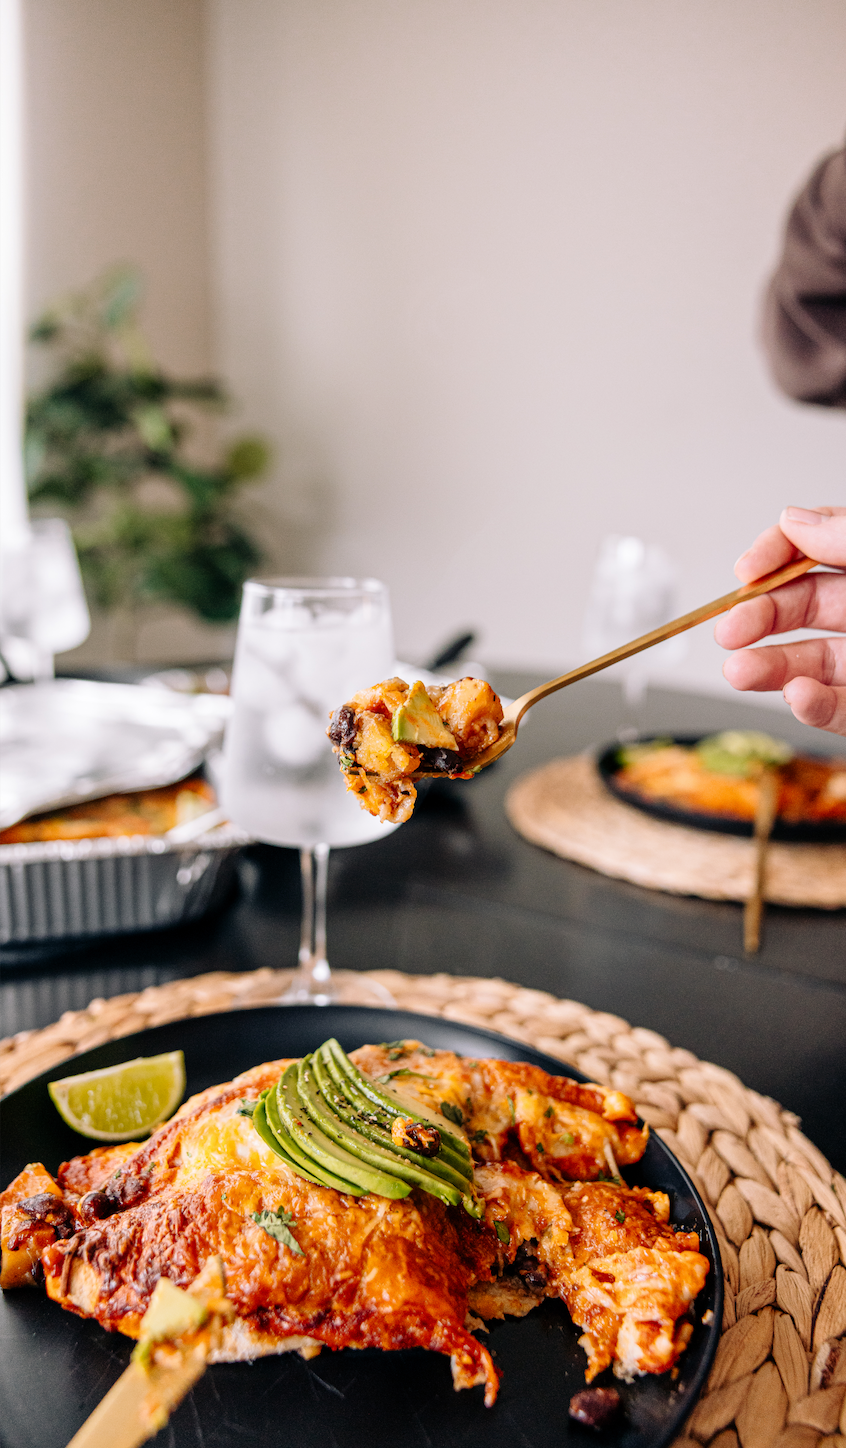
[0,1006,722,1448]
[598,735,846,843]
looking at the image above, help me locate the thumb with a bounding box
[779,507,846,570]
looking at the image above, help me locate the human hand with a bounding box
[713,507,846,737]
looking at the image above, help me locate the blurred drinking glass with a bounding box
[0,518,90,681]
[221,577,398,1004]
[582,535,683,729]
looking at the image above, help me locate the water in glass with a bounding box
[222,577,397,848]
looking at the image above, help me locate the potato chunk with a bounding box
[0,1164,65,1289]
[354,712,419,780]
[433,679,503,758]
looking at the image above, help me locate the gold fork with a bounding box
[411,554,819,780]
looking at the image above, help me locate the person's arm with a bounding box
[762,147,846,406]
[714,507,846,737]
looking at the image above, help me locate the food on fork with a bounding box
[613,731,846,825]
[327,676,504,823]
[1,1039,710,1409]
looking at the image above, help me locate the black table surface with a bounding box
[2,670,844,1172]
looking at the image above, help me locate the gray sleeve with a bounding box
[761,145,846,407]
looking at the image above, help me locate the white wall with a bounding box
[208,0,846,696]
[23,0,237,664]
[25,0,212,373]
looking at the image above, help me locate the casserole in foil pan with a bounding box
[0,680,246,946]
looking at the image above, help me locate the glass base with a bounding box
[280,971,395,1007]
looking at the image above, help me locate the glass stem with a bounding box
[296,843,331,997]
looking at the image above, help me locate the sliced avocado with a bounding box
[137,1277,206,1344]
[312,1049,471,1192]
[323,1042,480,1222]
[325,1037,471,1160]
[320,1045,394,1130]
[325,1039,471,1163]
[319,1040,473,1174]
[276,1066,410,1199]
[264,1079,363,1194]
[252,1095,327,1187]
[298,1055,463,1207]
[392,681,458,750]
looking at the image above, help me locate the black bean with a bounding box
[514,1243,548,1289]
[417,746,462,773]
[108,1174,148,1209]
[328,706,357,750]
[78,1172,149,1221]
[569,1387,622,1429]
[17,1193,60,1218]
[16,1193,76,1238]
[78,1190,121,1222]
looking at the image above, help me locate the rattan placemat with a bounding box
[506,754,846,908]
[2,967,845,1447]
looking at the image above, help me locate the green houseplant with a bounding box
[25,267,269,657]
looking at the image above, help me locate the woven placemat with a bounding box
[506,754,846,908]
[2,966,845,1447]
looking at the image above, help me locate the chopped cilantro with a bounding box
[251,1208,304,1255]
[440,1101,464,1127]
[472,1130,488,1144]
[237,1099,256,1118]
[615,1209,626,1224]
[544,1105,555,1119]
[536,1143,545,1154]
[378,1041,413,1060]
[494,1220,510,1245]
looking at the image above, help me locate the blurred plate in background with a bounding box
[597,736,846,844]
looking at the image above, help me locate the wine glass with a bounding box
[220,577,399,1005]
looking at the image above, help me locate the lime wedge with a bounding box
[48,1051,186,1141]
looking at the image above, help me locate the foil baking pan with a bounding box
[0,822,249,946]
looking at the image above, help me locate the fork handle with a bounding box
[507,554,820,723]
